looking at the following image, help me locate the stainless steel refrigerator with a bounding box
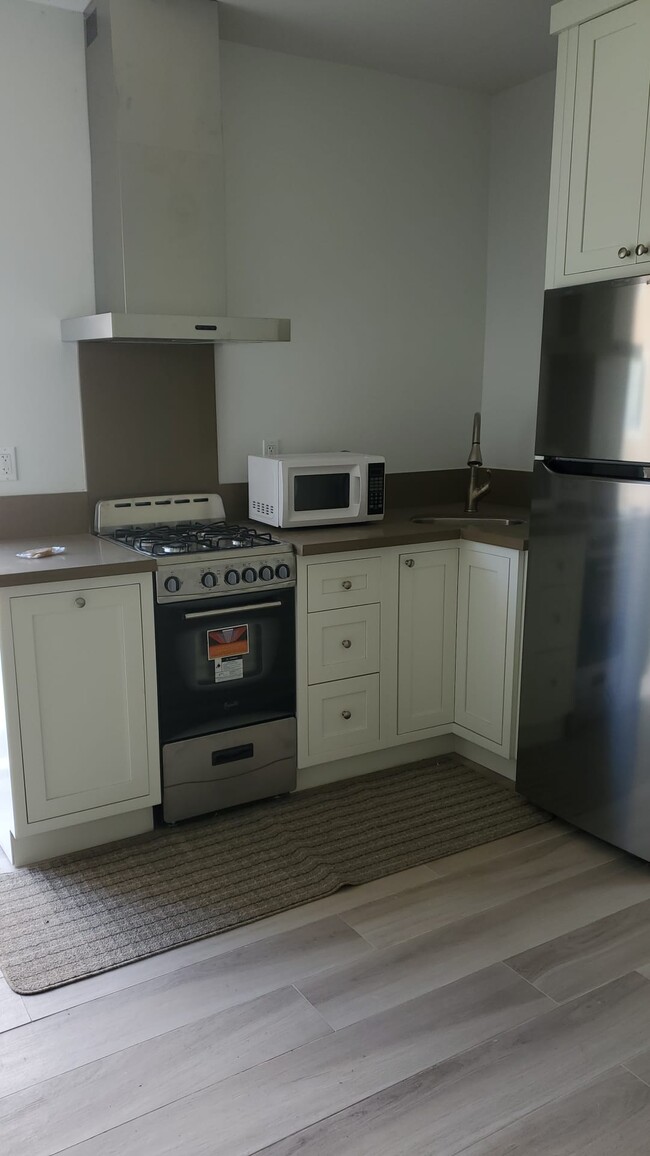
[517,275,650,859]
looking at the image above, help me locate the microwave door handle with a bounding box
[351,471,361,506]
[184,600,282,621]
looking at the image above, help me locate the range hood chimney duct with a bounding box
[62,0,289,344]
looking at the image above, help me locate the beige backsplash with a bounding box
[189,468,532,525]
[0,469,532,542]
[0,334,532,543]
[79,343,219,517]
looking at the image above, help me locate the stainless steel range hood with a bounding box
[62,0,289,345]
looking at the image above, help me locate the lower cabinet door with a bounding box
[397,548,458,734]
[455,548,510,745]
[11,584,151,822]
[308,674,380,760]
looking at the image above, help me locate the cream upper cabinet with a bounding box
[548,0,650,286]
[397,548,458,735]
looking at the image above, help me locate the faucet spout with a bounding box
[464,411,491,512]
[467,411,483,467]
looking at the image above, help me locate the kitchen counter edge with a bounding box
[0,535,157,588]
[265,508,529,557]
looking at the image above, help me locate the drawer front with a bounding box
[307,556,382,612]
[308,604,380,684]
[308,674,380,759]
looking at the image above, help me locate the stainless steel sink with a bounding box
[410,516,525,526]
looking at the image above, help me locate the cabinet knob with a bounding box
[618,246,632,259]
[341,580,352,590]
[74,597,86,608]
[637,243,649,256]
[341,638,352,649]
[341,709,352,720]
[404,558,415,567]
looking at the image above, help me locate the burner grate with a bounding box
[110,521,280,557]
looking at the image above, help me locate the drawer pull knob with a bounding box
[404,558,415,568]
[341,639,352,649]
[341,709,352,720]
[637,243,649,256]
[75,597,86,609]
[618,246,632,259]
[341,580,352,590]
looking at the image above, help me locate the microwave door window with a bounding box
[293,472,350,511]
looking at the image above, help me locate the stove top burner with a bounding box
[110,521,281,558]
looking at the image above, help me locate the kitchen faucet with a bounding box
[465,412,492,513]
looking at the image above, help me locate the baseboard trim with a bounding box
[297,736,454,790]
[7,807,154,867]
[454,736,516,781]
[294,735,515,790]
[297,733,516,790]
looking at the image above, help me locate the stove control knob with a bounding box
[275,563,291,580]
[164,576,181,593]
[201,571,217,589]
[225,569,240,586]
[259,565,274,582]
[242,567,257,583]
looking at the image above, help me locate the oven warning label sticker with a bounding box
[207,625,249,683]
[213,657,244,683]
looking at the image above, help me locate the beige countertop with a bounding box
[0,508,528,586]
[267,505,529,557]
[0,535,156,588]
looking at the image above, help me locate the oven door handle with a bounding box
[184,600,282,620]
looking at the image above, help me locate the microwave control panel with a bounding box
[367,461,385,516]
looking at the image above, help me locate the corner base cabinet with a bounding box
[397,548,458,734]
[296,539,525,769]
[0,573,160,865]
[454,546,521,750]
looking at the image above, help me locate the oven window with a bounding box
[155,589,296,743]
[294,472,350,511]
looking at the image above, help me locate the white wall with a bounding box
[0,0,92,495]
[216,42,491,482]
[480,71,556,472]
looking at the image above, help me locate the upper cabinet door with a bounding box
[565,2,650,277]
[11,583,152,823]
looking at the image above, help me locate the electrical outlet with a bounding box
[263,439,280,457]
[0,447,17,482]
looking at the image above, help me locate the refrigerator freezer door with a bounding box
[536,276,650,463]
[517,460,650,859]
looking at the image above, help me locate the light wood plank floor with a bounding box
[4,818,650,1154]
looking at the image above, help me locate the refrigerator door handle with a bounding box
[542,457,650,482]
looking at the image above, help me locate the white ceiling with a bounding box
[218,0,557,94]
[27,0,558,94]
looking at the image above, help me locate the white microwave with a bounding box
[248,452,386,528]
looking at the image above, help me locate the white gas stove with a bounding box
[95,493,296,603]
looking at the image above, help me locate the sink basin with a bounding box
[411,516,525,526]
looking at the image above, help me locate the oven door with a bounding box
[282,463,364,525]
[155,588,295,743]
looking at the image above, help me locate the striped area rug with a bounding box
[0,757,549,994]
